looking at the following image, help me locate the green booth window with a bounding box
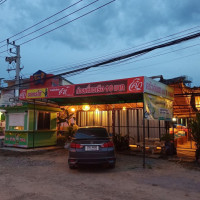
[37,111,50,130]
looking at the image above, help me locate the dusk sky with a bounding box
[0,0,200,87]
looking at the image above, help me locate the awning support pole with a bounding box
[143,96,146,168]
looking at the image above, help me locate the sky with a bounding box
[0,0,200,87]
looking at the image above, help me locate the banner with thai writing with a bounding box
[19,76,145,100]
[48,85,74,98]
[74,80,127,96]
[74,76,144,96]
[144,77,174,100]
[26,88,48,99]
[144,93,173,120]
[4,132,28,148]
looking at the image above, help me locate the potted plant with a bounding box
[188,113,200,162]
[113,133,130,152]
[161,133,176,155]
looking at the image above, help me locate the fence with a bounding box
[76,109,167,143]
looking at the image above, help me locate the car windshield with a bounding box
[75,128,109,139]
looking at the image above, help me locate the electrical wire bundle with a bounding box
[0,0,6,5]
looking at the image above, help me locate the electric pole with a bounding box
[5,40,22,99]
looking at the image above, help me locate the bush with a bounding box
[160,133,176,155]
[57,135,66,146]
[113,134,130,151]
[57,125,78,146]
[160,133,174,142]
[189,113,200,161]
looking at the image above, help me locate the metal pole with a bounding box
[173,122,175,146]
[112,109,115,135]
[5,41,21,100]
[143,96,146,168]
[137,109,139,142]
[15,45,20,98]
[159,120,161,139]
[33,100,36,148]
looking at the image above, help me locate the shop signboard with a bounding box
[144,93,173,120]
[19,76,145,100]
[74,79,128,96]
[5,132,28,147]
[0,90,15,106]
[33,70,46,85]
[127,77,144,93]
[144,77,174,100]
[48,85,74,98]
[74,76,144,97]
[19,76,174,101]
[26,88,48,99]
[19,89,27,100]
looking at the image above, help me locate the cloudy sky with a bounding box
[0,0,200,87]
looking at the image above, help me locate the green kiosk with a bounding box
[4,103,61,148]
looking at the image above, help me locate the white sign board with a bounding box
[144,77,174,100]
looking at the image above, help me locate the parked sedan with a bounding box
[68,126,116,169]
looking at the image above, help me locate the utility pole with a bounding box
[5,40,22,100]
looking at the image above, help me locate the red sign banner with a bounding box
[127,77,144,93]
[74,79,128,96]
[48,85,74,98]
[19,76,145,100]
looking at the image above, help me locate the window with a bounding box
[75,127,109,139]
[9,113,25,130]
[37,112,50,130]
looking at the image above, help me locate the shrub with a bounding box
[113,133,130,151]
[189,113,200,161]
[57,135,66,146]
[57,125,78,146]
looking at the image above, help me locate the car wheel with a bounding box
[69,165,77,169]
[109,164,115,169]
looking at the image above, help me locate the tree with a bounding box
[57,108,75,125]
[189,113,200,161]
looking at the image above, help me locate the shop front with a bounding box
[18,76,174,149]
[3,103,60,148]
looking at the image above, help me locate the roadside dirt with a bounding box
[0,149,199,200]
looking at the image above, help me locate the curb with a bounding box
[0,146,64,156]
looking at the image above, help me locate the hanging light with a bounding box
[82,105,90,111]
[195,96,200,110]
[95,108,99,113]
[172,117,177,122]
[71,108,75,112]
[123,107,126,111]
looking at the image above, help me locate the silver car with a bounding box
[68,126,116,169]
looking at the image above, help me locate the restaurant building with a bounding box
[2,75,174,148]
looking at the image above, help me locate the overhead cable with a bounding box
[0,0,115,54]
[3,29,200,90]
[0,0,100,49]
[0,0,83,44]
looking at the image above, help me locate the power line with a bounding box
[0,0,83,44]
[0,0,100,49]
[3,28,200,90]
[75,48,200,79]
[0,0,6,5]
[0,0,116,54]
[11,29,200,79]
[71,39,200,76]
[12,27,200,78]
[20,0,115,46]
